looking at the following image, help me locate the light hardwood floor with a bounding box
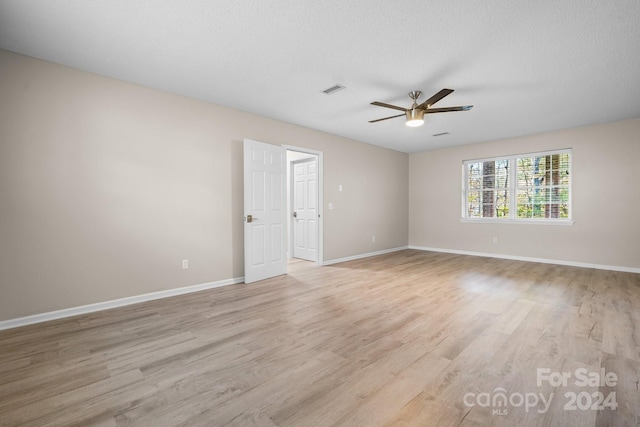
[1,250,639,426]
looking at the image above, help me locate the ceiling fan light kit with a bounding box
[369,88,473,127]
[405,109,424,127]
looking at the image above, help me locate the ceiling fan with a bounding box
[369,89,473,127]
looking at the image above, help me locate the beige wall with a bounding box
[0,50,409,321]
[409,118,640,270]
[3,46,637,323]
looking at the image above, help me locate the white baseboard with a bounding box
[4,246,634,331]
[408,245,640,274]
[323,246,409,266]
[0,277,245,331]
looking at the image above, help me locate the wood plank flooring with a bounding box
[1,250,639,426]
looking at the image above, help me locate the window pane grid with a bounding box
[463,150,571,222]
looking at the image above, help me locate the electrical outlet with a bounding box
[492,237,498,244]
[372,235,376,242]
[182,259,189,269]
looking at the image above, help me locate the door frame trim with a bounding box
[283,145,323,266]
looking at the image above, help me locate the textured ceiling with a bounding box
[1,0,639,153]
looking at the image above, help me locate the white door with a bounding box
[243,139,287,284]
[292,157,318,262]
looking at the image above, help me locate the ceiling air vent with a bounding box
[321,84,345,95]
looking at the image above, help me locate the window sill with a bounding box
[460,218,574,226]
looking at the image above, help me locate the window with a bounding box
[462,149,571,223]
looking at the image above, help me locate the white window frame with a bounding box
[461,149,573,225]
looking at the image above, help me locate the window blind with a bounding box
[462,149,571,222]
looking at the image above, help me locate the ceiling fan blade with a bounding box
[371,101,407,112]
[369,113,405,123]
[417,88,454,109]
[424,105,473,114]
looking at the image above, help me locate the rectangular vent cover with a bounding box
[322,84,345,95]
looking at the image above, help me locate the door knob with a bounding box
[293,212,297,218]
[246,214,258,223]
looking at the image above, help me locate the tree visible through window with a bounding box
[463,150,571,221]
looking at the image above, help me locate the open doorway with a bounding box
[285,146,323,268]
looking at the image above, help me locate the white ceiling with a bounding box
[1,1,639,153]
